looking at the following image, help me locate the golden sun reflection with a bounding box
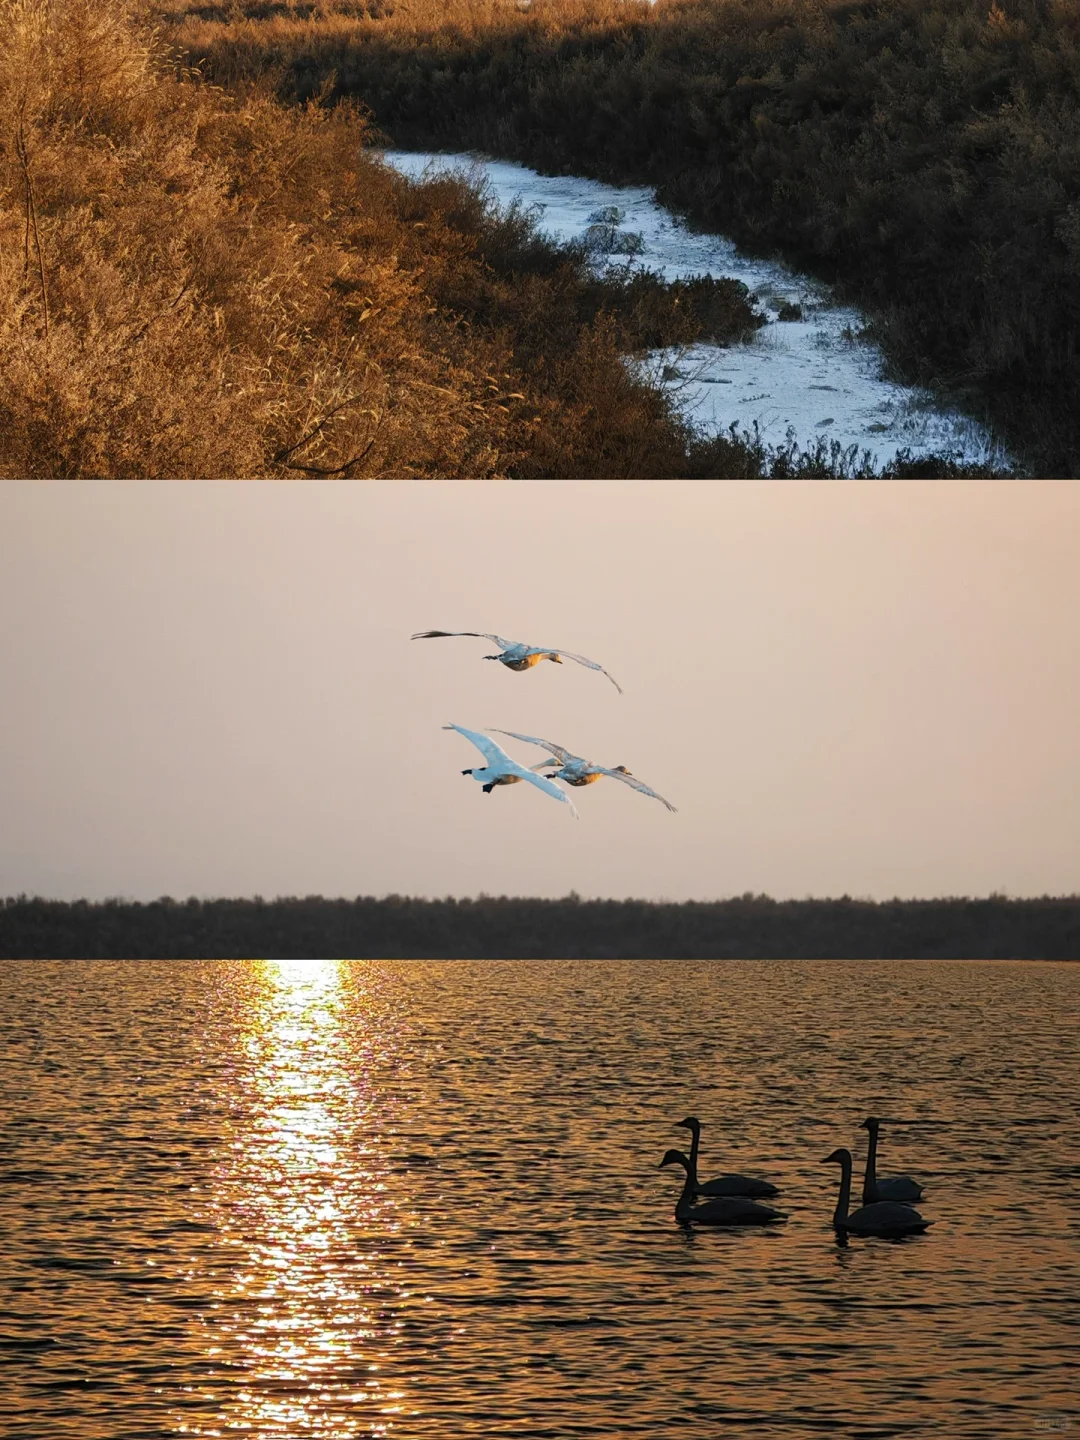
[184,960,407,1437]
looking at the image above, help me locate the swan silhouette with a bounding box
[659,1146,789,1226]
[676,1116,779,1197]
[861,1117,925,1204]
[659,1148,785,1226]
[443,724,578,817]
[412,630,622,691]
[824,1147,929,1237]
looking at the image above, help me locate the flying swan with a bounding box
[658,1149,785,1227]
[443,724,579,817]
[490,731,676,811]
[412,631,622,692]
[824,1147,929,1237]
[675,1116,779,1197]
[861,1117,925,1204]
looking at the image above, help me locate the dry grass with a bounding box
[0,0,757,476]
[0,0,522,476]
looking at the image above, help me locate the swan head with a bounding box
[675,1115,701,1134]
[822,1147,852,1166]
[658,1148,690,1172]
[547,653,563,664]
[612,764,631,774]
[861,1117,881,1132]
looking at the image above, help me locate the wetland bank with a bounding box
[5,0,1077,474]
[154,0,1080,476]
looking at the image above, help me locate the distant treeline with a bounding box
[3,894,1079,959]
[157,0,1080,474]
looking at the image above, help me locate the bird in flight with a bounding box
[490,730,677,811]
[412,631,622,692]
[443,724,580,817]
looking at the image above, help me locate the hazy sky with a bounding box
[1,481,1078,902]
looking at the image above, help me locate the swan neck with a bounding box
[833,1154,852,1228]
[673,1161,697,1222]
[686,1125,700,1183]
[862,1126,878,1205]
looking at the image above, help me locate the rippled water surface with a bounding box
[2,960,1077,1439]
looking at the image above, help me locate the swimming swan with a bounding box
[861,1117,925,1204]
[824,1147,929,1237]
[490,730,676,811]
[676,1116,779,1197]
[658,1149,785,1226]
[412,631,622,692]
[443,724,579,817]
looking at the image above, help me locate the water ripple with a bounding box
[2,959,1077,1438]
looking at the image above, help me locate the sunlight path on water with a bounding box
[381,151,1013,471]
[179,960,407,1438]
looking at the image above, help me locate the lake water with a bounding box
[2,959,1077,1439]
[380,152,1013,472]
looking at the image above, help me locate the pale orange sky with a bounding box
[1,481,1078,902]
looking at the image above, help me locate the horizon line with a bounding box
[5,892,1080,907]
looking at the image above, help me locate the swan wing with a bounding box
[442,723,514,767]
[556,649,623,693]
[597,767,677,812]
[697,1173,778,1198]
[413,630,513,650]
[517,767,580,817]
[876,1175,924,1203]
[847,1200,928,1232]
[488,729,577,765]
[690,1195,784,1225]
[520,646,622,692]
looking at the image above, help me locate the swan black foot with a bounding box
[461,768,473,775]
[482,783,495,793]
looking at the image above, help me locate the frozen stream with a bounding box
[381,150,1010,470]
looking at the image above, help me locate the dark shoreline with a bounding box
[3,895,1078,960]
